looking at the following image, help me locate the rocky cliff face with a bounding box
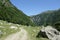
[31,9,60,26]
[0,0,13,7]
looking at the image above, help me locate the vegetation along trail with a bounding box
[4,28,28,40]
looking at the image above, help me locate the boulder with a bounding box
[51,35,60,40]
[36,26,60,40]
[36,30,48,38]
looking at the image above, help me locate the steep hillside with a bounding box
[31,9,60,26]
[0,0,34,26]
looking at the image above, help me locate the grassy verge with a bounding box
[24,26,49,40]
[0,20,20,40]
[0,20,49,40]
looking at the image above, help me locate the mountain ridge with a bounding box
[31,9,60,26]
[0,0,34,26]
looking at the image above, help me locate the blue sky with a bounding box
[10,0,60,16]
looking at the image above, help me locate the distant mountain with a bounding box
[0,0,34,26]
[31,9,60,26]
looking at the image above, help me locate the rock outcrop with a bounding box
[0,0,13,7]
[36,26,60,40]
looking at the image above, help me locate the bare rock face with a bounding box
[0,0,13,7]
[36,26,60,40]
[51,35,60,40]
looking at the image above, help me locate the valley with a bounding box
[0,0,60,40]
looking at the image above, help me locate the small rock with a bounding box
[10,26,18,29]
[0,30,3,37]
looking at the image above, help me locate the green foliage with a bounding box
[0,0,34,26]
[24,26,49,40]
[0,20,48,40]
[53,22,60,31]
[31,9,60,26]
[0,20,20,39]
